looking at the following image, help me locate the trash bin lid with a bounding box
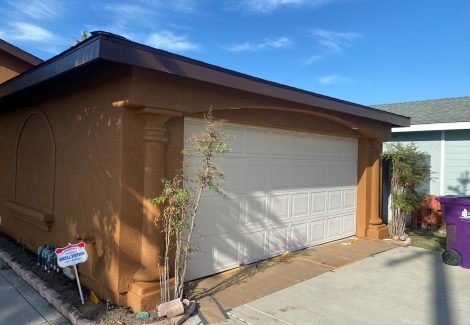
[437,195,470,204]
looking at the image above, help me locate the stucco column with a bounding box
[356,138,371,238]
[133,109,171,282]
[366,139,389,239]
[369,140,383,225]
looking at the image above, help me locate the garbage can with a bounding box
[436,196,470,268]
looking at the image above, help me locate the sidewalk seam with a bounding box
[243,304,293,325]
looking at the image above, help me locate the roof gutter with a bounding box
[0,32,409,127]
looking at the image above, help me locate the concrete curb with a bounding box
[0,249,95,325]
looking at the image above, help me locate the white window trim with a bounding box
[440,130,446,195]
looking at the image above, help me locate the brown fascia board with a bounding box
[0,37,101,98]
[0,32,409,127]
[0,39,43,66]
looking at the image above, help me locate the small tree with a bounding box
[72,31,89,45]
[153,109,230,301]
[382,143,431,238]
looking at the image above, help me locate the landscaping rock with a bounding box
[157,298,184,318]
[399,234,409,241]
[169,299,196,325]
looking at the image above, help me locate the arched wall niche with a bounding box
[5,109,56,231]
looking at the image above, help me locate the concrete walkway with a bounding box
[188,246,470,325]
[0,260,70,325]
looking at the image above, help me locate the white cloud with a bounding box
[167,0,195,12]
[6,22,55,42]
[228,37,292,52]
[319,74,353,85]
[146,31,199,52]
[237,0,332,13]
[304,54,324,65]
[103,4,149,16]
[7,0,63,20]
[312,28,362,54]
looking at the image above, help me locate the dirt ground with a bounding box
[0,234,168,324]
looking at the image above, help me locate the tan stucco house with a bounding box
[0,32,409,311]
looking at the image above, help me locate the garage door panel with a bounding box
[327,138,348,157]
[241,230,266,264]
[244,164,267,190]
[310,220,326,244]
[197,198,242,235]
[213,233,239,270]
[270,164,291,188]
[343,189,356,210]
[220,163,243,191]
[243,196,268,225]
[311,163,327,187]
[311,137,328,157]
[267,226,289,256]
[292,193,309,218]
[342,162,357,186]
[327,164,343,186]
[290,222,309,250]
[244,128,268,154]
[269,194,290,221]
[269,132,292,155]
[327,217,342,239]
[224,126,244,154]
[328,190,342,212]
[185,119,357,280]
[293,164,311,187]
[187,242,214,280]
[342,214,356,236]
[311,191,327,214]
[293,134,312,156]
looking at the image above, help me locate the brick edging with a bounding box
[0,249,95,325]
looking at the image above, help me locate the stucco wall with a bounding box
[129,67,392,141]
[0,50,34,84]
[0,69,131,301]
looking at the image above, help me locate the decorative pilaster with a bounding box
[112,101,182,311]
[133,109,171,282]
[366,139,389,239]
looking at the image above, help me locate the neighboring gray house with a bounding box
[375,96,470,196]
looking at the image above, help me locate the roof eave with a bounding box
[0,38,101,98]
[0,39,43,66]
[98,35,409,127]
[0,33,410,127]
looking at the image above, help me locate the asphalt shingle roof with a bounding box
[372,96,470,125]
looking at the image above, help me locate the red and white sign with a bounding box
[55,242,88,268]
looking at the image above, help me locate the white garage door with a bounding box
[185,119,357,281]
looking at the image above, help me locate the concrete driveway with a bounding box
[189,246,470,325]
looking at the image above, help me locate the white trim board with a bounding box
[439,130,445,195]
[392,122,470,133]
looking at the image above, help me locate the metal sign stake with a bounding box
[73,264,85,305]
[56,242,88,306]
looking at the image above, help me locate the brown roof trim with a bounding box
[0,39,43,66]
[0,32,409,127]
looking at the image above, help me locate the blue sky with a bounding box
[0,0,469,105]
